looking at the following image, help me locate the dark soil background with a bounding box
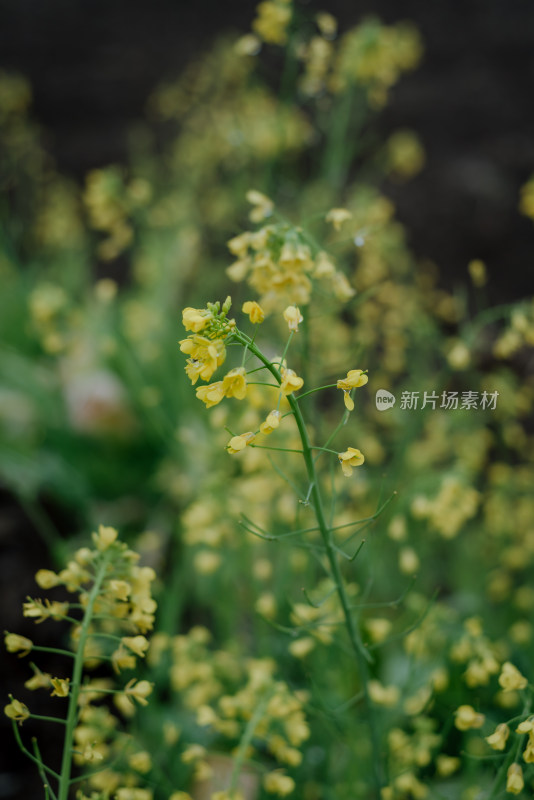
[0,1,533,798]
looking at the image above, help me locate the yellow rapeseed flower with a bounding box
[181,744,206,763]
[34,569,61,589]
[263,770,295,796]
[336,369,368,410]
[25,668,51,690]
[454,704,485,730]
[227,432,256,454]
[338,447,365,476]
[283,305,303,332]
[124,679,153,707]
[280,367,303,395]
[4,632,33,657]
[368,680,400,707]
[22,598,69,624]
[92,525,118,550]
[485,723,510,751]
[435,754,460,777]
[516,716,534,734]
[289,637,315,659]
[193,550,221,575]
[181,335,226,384]
[325,207,352,231]
[222,367,248,400]
[316,11,337,38]
[506,763,524,795]
[122,635,150,658]
[499,662,528,692]
[182,307,213,333]
[246,189,274,222]
[260,409,282,434]
[235,33,262,56]
[128,751,152,773]
[523,736,534,763]
[50,677,70,697]
[107,579,131,601]
[252,2,291,46]
[111,645,137,674]
[242,300,265,323]
[4,697,30,724]
[196,381,225,408]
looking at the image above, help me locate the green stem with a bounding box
[310,446,339,456]
[12,723,61,781]
[32,738,58,800]
[251,444,303,454]
[31,646,75,658]
[286,393,382,786]
[234,330,383,791]
[296,383,337,400]
[228,687,271,793]
[57,553,111,800]
[28,714,67,725]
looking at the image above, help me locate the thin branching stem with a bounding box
[57,552,112,800]
[234,329,384,792]
[12,723,61,781]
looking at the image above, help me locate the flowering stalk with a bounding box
[4,526,156,800]
[57,551,110,800]
[232,327,383,791]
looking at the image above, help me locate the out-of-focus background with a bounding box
[1,0,533,298]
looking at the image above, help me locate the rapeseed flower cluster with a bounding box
[226,195,355,309]
[146,628,309,796]
[180,297,235,387]
[4,525,157,799]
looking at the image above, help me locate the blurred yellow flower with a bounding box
[454,705,485,730]
[4,632,33,657]
[263,770,295,796]
[485,723,509,751]
[246,189,274,222]
[506,763,524,795]
[124,679,153,707]
[468,259,487,288]
[499,662,528,692]
[283,305,303,332]
[325,207,352,231]
[242,300,265,323]
[92,525,118,550]
[338,447,365,476]
[252,1,291,46]
[34,569,61,589]
[122,636,150,658]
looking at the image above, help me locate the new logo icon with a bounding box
[375,389,396,410]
